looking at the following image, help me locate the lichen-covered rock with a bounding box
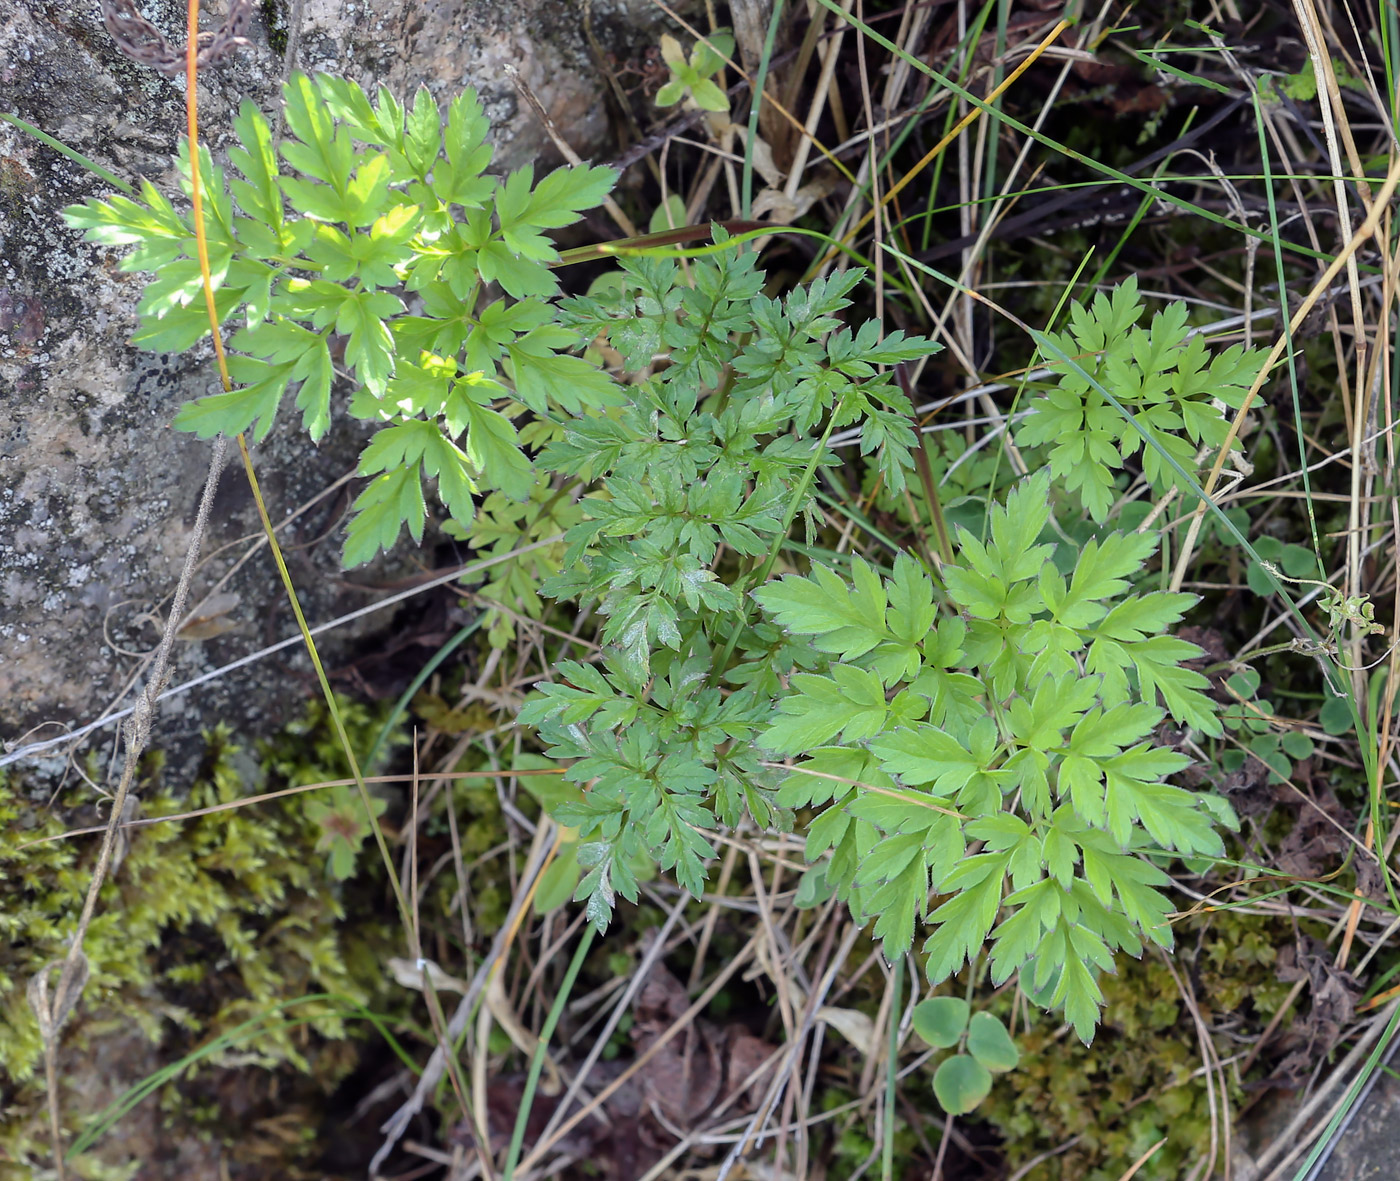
[0,0,666,783]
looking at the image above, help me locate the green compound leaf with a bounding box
[63,181,191,271]
[456,395,535,502]
[753,556,890,659]
[761,665,889,752]
[495,163,619,261]
[228,100,284,233]
[912,996,969,1049]
[507,327,623,414]
[280,72,354,187]
[345,465,427,567]
[966,1012,1019,1073]
[172,354,291,443]
[933,1054,992,1115]
[1016,275,1266,523]
[753,553,930,685]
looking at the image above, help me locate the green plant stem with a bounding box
[1253,91,1325,579]
[1290,1000,1400,1179]
[740,0,785,221]
[234,436,415,933]
[882,954,903,1181]
[502,925,596,1181]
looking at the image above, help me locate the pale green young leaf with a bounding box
[335,288,403,397]
[923,852,1009,983]
[304,205,420,289]
[229,100,284,233]
[280,72,353,189]
[1094,592,1198,642]
[690,31,735,76]
[345,466,427,566]
[457,396,535,502]
[172,355,291,443]
[762,666,888,753]
[689,78,730,111]
[654,79,686,107]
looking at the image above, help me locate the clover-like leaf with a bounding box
[933,1054,992,1115]
[912,997,969,1049]
[966,1012,1019,1073]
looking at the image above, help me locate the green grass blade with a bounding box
[501,925,596,1181]
[0,112,134,194]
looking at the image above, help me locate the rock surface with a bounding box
[0,0,660,787]
[1316,1064,1400,1181]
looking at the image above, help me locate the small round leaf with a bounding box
[1225,668,1260,699]
[932,1053,992,1115]
[1320,696,1354,736]
[966,1012,1020,1073]
[1280,543,1317,578]
[912,996,969,1049]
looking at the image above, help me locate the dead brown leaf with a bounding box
[455,930,779,1180]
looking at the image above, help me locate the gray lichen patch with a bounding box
[0,0,673,787]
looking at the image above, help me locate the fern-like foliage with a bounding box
[63,72,618,565]
[59,69,1245,1048]
[753,471,1234,1042]
[518,245,941,927]
[1016,276,1266,522]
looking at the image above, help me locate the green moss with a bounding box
[261,0,289,58]
[0,698,404,1175]
[982,911,1296,1180]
